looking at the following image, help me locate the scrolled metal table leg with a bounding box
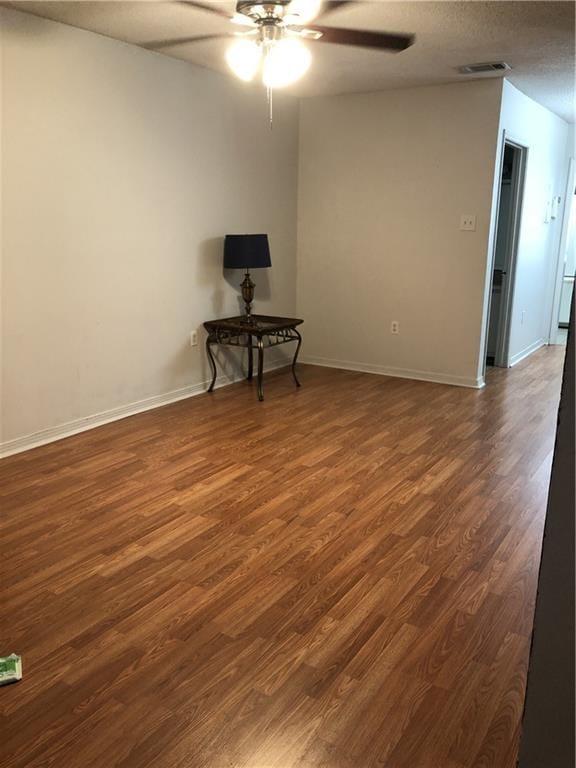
[206,336,218,393]
[291,329,302,388]
[247,334,253,381]
[257,337,264,401]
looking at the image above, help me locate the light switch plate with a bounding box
[460,214,477,231]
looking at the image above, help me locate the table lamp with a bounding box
[224,234,271,319]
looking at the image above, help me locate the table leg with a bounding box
[247,334,253,380]
[206,336,217,392]
[291,329,302,387]
[257,337,264,401]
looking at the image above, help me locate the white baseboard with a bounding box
[300,355,485,389]
[509,338,546,367]
[0,362,288,459]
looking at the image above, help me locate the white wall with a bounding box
[0,8,299,450]
[565,198,576,276]
[296,80,503,387]
[496,81,571,364]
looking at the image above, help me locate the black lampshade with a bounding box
[224,234,271,270]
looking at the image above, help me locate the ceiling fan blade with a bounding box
[319,1,356,18]
[144,34,235,50]
[292,27,324,39]
[175,1,233,20]
[310,25,414,51]
[230,14,257,27]
[176,1,256,26]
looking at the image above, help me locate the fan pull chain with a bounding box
[266,85,273,130]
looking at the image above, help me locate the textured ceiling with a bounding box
[4,1,575,122]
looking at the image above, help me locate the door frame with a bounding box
[482,133,528,374]
[547,157,575,343]
[495,139,528,367]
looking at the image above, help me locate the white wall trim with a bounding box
[508,338,547,367]
[300,355,485,389]
[0,362,288,459]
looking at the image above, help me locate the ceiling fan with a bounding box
[147,1,415,89]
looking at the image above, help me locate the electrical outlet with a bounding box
[190,330,198,347]
[460,214,477,231]
[391,320,400,335]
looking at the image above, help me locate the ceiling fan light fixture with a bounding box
[262,37,311,88]
[226,38,262,82]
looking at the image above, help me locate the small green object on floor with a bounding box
[0,654,22,685]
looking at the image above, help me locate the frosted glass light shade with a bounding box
[226,39,262,82]
[262,38,311,88]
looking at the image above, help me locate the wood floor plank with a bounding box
[0,347,565,767]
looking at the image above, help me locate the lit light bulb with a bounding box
[262,38,311,88]
[226,39,262,82]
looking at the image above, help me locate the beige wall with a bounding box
[0,8,299,450]
[297,80,503,387]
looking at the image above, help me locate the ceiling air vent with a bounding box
[459,62,511,75]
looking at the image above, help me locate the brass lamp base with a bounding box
[241,270,255,319]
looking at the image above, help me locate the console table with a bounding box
[203,315,303,401]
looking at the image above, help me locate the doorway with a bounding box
[486,141,526,367]
[554,185,575,345]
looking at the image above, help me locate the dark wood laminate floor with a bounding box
[0,347,566,768]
